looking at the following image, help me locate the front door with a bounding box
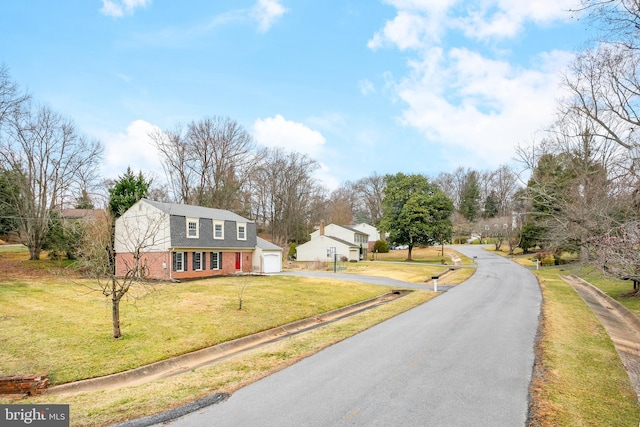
[235,252,241,270]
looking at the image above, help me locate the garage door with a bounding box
[262,253,281,273]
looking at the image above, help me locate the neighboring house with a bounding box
[114,199,281,280]
[296,223,369,262]
[61,209,107,223]
[352,223,383,252]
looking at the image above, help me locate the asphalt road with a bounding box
[153,246,541,426]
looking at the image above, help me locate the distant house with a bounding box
[295,223,369,262]
[114,199,282,280]
[61,208,107,225]
[352,223,383,252]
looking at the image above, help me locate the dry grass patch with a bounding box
[341,261,473,284]
[374,246,473,264]
[530,269,640,426]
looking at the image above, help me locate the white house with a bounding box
[352,223,382,251]
[296,223,369,262]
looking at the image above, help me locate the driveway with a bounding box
[153,246,541,426]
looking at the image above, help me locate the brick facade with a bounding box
[116,251,253,281]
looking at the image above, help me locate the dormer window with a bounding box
[187,218,199,238]
[213,220,224,239]
[237,223,246,240]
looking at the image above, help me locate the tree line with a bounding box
[3,0,640,296]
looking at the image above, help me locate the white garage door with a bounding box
[262,253,281,273]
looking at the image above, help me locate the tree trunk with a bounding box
[112,297,121,339]
[407,245,413,261]
[28,246,40,260]
[112,276,122,339]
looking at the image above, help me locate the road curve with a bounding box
[154,246,541,426]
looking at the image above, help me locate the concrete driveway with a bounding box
[151,245,541,426]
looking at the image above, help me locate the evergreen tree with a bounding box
[108,167,152,218]
[483,190,499,218]
[459,171,480,221]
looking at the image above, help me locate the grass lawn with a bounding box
[0,274,399,385]
[16,290,435,426]
[0,247,440,426]
[530,269,640,426]
[373,246,474,264]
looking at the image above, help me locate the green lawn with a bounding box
[530,269,640,426]
[0,275,392,385]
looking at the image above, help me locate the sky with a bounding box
[0,0,593,190]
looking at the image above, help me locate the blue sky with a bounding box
[1,0,591,189]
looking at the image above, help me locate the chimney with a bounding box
[320,221,325,236]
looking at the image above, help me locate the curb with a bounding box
[111,393,230,427]
[48,291,407,395]
[567,274,640,331]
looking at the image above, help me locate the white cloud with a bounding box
[396,48,575,168]
[100,0,151,18]
[453,1,580,40]
[358,79,376,96]
[370,0,580,50]
[253,114,326,157]
[100,120,164,180]
[251,0,288,32]
[367,0,581,172]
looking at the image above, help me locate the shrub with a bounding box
[539,253,555,266]
[373,240,390,253]
[288,243,297,260]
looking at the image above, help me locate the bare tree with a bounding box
[489,165,520,217]
[590,220,640,295]
[80,209,167,338]
[0,104,102,260]
[249,148,320,246]
[354,172,385,226]
[327,183,358,225]
[519,111,630,261]
[150,116,265,211]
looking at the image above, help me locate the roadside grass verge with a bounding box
[0,275,395,385]
[374,246,474,264]
[566,265,640,318]
[4,290,436,426]
[529,269,640,426]
[337,261,475,284]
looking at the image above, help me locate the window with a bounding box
[173,252,186,272]
[213,220,224,239]
[210,252,223,270]
[192,252,204,271]
[187,218,199,238]
[237,223,246,240]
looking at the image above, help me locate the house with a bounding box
[61,208,107,223]
[352,223,383,252]
[114,199,282,280]
[295,223,369,262]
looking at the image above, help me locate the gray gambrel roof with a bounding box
[143,199,253,223]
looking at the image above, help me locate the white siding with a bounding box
[353,223,380,242]
[296,236,355,262]
[114,200,171,253]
